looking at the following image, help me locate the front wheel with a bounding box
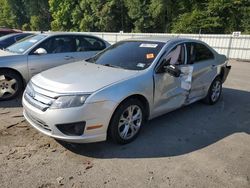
[108,99,146,144]
[0,70,23,101]
[203,77,222,105]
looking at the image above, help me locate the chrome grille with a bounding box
[24,83,55,112]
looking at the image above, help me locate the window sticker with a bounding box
[139,43,158,48]
[146,53,155,59]
[29,39,38,43]
[137,63,146,68]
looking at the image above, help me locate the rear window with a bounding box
[194,43,214,62]
[87,41,164,70]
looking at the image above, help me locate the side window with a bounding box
[164,44,185,65]
[187,42,214,64]
[76,36,106,52]
[33,36,77,54]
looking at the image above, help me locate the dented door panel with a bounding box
[153,73,187,117]
[152,65,193,118]
[188,59,217,100]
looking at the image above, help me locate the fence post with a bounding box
[227,36,233,59]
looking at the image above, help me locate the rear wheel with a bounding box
[203,77,222,105]
[109,99,146,144]
[0,70,23,101]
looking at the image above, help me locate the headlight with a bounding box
[50,95,89,109]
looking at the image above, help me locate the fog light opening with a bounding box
[56,122,86,136]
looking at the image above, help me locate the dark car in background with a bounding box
[0,27,22,37]
[0,33,34,49]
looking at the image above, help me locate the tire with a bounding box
[203,77,222,105]
[108,98,146,144]
[0,69,23,101]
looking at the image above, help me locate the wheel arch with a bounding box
[107,94,150,141]
[107,94,150,129]
[0,67,26,88]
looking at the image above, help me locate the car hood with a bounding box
[31,61,139,93]
[0,49,18,57]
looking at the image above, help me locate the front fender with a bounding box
[0,55,29,83]
[87,71,154,115]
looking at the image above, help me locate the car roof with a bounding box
[124,36,204,44]
[38,32,99,37]
[4,33,32,37]
[29,33,206,46]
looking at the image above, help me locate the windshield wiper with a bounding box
[104,64,124,69]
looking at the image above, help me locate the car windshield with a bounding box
[86,41,165,70]
[6,34,46,54]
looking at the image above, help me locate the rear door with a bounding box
[27,35,78,77]
[186,42,217,101]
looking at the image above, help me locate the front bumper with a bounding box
[23,95,117,143]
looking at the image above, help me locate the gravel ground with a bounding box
[0,60,249,188]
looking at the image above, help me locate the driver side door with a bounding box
[27,35,78,78]
[152,43,193,117]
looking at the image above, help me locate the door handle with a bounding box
[211,64,216,69]
[64,56,74,60]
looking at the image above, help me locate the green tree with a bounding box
[49,0,131,32]
[171,0,250,34]
[7,0,29,29]
[0,0,17,28]
[49,0,76,31]
[1,0,50,30]
[2,0,249,34]
[241,5,250,33]
[25,0,51,31]
[124,0,167,32]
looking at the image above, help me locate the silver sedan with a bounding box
[0,32,109,100]
[22,37,231,144]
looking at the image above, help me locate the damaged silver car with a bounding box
[22,38,231,144]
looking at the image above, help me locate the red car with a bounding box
[0,27,22,37]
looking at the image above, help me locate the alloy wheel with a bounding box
[0,75,18,99]
[211,80,221,102]
[118,105,142,140]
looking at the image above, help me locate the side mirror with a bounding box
[34,48,47,55]
[164,64,181,77]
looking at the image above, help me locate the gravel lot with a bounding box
[0,60,249,188]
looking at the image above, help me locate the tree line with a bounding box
[0,0,249,34]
